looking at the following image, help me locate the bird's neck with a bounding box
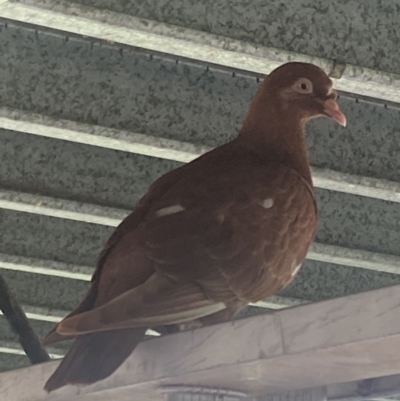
[237,95,313,185]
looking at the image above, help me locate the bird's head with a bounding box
[264,62,347,127]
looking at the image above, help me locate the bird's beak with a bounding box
[323,98,347,127]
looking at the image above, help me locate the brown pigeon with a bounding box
[43,62,346,392]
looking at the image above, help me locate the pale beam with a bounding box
[1,108,400,203]
[0,1,400,103]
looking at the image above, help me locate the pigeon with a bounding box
[43,62,346,392]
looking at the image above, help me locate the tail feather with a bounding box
[44,328,146,392]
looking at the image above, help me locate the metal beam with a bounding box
[0,252,94,281]
[0,304,161,337]
[4,284,400,399]
[1,243,400,313]
[307,243,400,275]
[258,387,327,401]
[0,340,63,359]
[0,107,207,165]
[1,108,399,204]
[260,375,400,401]
[0,304,66,324]
[2,188,400,274]
[1,0,400,104]
[0,252,303,310]
[327,375,400,401]
[2,191,400,275]
[0,189,126,227]
[311,169,400,204]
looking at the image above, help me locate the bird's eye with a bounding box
[293,78,313,94]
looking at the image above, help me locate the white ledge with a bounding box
[0,251,303,311]
[0,340,63,359]
[1,108,399,204]
[0,304,67,323]
[1,223,400,282]
[1,0,400,104]
[0,303,161,339]
[1,190,400,277]
[3,284,400,400]
[0,188,127,227]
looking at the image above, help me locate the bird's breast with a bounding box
[214,181,317,303]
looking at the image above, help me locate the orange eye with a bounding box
[293,78,313,94]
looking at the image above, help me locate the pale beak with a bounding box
[323,98,347,127]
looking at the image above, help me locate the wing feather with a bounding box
[57,272,225,335]
[142,159,317,304]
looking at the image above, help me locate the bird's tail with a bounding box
[44,328,146,393]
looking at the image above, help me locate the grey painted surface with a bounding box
[0,316,66,346]
[0,129,181,209]
[315,190,400,257]
[0,354,29,372]
[0,9,399,375]
[0,266,89,311]
[281,261,400,301]
[3,250,400,316]
[72,0,400,75]
[1,204,400,315]
[1,25,400,184]
[1,132,400,257]
[0,209,112,267]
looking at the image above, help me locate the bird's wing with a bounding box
[143,159,317,303]
[57,272,226,335]
[56,150,317,336]
[43,163,190,344]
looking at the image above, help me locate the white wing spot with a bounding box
[156,204,185,217]
[217,212,225,223]
[261,198,274,209]
[291,261,302,277]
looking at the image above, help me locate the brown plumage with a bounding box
[43,62,346,392]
